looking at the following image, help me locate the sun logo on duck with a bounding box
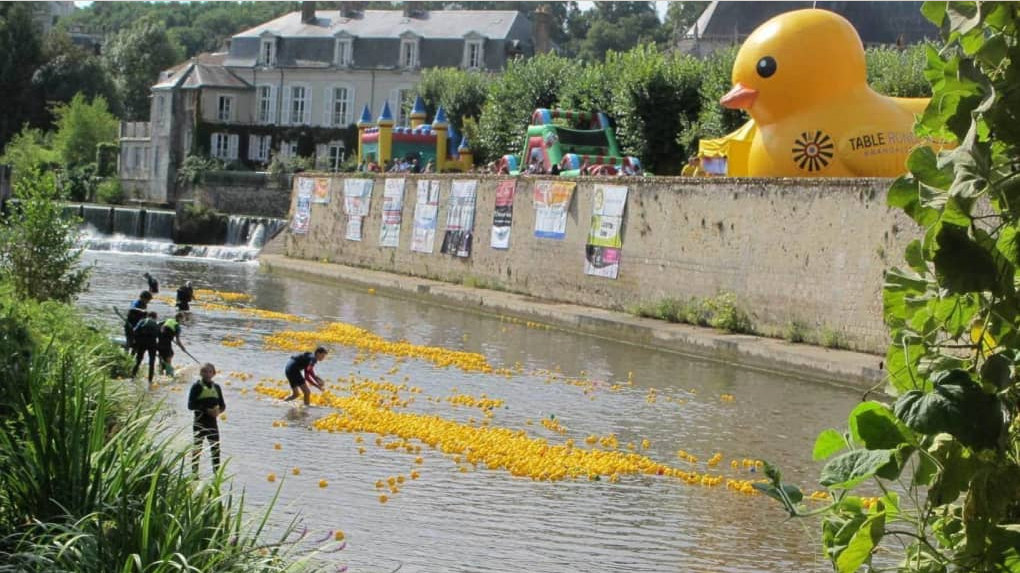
[791,131,834,172]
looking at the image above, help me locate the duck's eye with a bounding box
[756,56,777,78]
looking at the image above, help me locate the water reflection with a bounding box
[77,251,859,573]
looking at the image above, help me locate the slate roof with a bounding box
[234,9,524,39]
[153,53,251,90]
[687,1,938,45]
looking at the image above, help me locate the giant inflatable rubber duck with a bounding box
[720,9,929,177]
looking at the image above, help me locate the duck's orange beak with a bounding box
[720,83,758,110]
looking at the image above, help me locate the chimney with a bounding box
[403,1,426,19]
[532,5,554,54]
[339,1,365,18]
[301,1,316,24]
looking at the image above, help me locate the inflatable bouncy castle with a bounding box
[498,109,641,176]
[357,96,473,172]
[711,9,931,178]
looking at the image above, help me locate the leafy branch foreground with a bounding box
[758,3,1020,572]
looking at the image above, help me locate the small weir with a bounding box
[68,204,285,262]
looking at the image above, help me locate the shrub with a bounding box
[59,163,98,201]
[702,292,754,333]
[175,202,226,244]
[96,178,125,204]
[784,320,809,343]
[0,168,90,303]
[176,154,223,187]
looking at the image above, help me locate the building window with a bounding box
[335,38,352,67]
[248,134,272,162]
[287,84,309,125]
[210,133,238,160]
[260,38,276,66]
[390,88,413,126]
[132,147,142,170]
[278,140,299,160]
[256,85,275,123]
[328,141,344,171]
[156,95,166,126]
[464,39,484,70]
[217,95,234,122]
[400,38,418,69]
[326,86,352,127]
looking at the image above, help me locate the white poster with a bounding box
[379,178,405,248]
[584,184,629,279]
[291,180,312,234]
[490,180,516,249]
[343,178,374,241]
[411,179,441,254]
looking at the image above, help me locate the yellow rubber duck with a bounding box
[720,9,929,177]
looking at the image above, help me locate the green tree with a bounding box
[102,16,182,120]
[0,3,45,151]
[866,43,932,98]
[757,2,1020,571]
[32,31,120,116]
[565,2,667,61]
[50,94,119,169]
[0,127,59,183]
[0,169,90,303]
[416,68,492,135]
[477,53,576,162]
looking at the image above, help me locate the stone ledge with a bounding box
[259,254,885,391]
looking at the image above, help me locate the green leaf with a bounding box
[995,224,1020,269]
[908,145,954,189]
[933,224,1000,295]
[849,402,913,449]
[813,429,846,461]
[933,293,979,339]
[752,482,804,506]
[921,1,947,26]
[905,240,928,274]
[885,332,928,394]
[883,267,930,329]
[820,449,897,489]
[926,433,975,506]
[979,353,1011,390]
[946,1,981,35]
[888,175,939,227]
[893,370,1003,450]
[836,511,885,573]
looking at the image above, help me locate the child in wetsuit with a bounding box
[123,290,152,349]
[188,363,225,474]
[157,313,187,376]
[283,347,327,406]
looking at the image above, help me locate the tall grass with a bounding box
[0,295,321,572]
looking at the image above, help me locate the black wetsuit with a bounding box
[176,285,194,311]
[146,276,159,293]
[124,299,148,349]
[188,379,225,473]
[285,352,317,387]
[131,317,160,383]
[157,319,181,374]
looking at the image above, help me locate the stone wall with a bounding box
[275,174,916,354]
[184,171,293,218]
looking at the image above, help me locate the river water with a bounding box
[77,250,861,573]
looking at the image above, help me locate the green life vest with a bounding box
[197,382,219,400]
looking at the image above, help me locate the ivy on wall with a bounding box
[192,120,358,168]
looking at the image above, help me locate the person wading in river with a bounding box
[284,347,327,406]
[157,312,188,376]
[176,281,194,312]
[123,290,152,350]
[132,311,160,386]
[143,272,159,294]
[188,363,225,474]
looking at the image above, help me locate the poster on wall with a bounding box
[411,179,441,253]
[533,180,576,239]
[343,178,374,241]
[584,184,629,279]
[312,177,331,204]
[440,180,478,258]
[379,178,405,248]
[490,180,516,249]
[290,181,312,234]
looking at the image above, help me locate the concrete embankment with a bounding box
[260,254,885,391]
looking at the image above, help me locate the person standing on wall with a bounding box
[188,363,225,474]
[176,281,194,312]
[283,347,328,406]
[143,272,159,294]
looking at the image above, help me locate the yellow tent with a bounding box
[697,119,756,177]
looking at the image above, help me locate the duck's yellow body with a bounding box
[721,9,930,178]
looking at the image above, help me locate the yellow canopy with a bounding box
[698,120,756,176]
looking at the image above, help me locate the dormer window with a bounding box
[259,34,277,66]
[463,34,485,70]
[399,34,419,69]
[334,35,353,67]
